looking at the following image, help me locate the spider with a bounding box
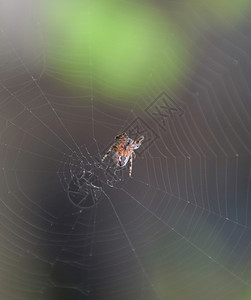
[101,132,144,176]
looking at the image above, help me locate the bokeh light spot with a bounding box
[43,0,189,100]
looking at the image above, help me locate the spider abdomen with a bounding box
[102,133,144,176]
[113,151,130,167]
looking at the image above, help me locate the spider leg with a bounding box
[115,132,128,141]
[132,151,136,159]
[101,144,116,162]
[129,154,133,177]
[134,136,144,149]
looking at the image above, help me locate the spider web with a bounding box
[0,1,251,300]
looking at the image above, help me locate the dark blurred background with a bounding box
[0,0,250,299]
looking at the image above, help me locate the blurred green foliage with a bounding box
[43,0,189,101]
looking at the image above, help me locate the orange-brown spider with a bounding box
[101,132,144,176]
